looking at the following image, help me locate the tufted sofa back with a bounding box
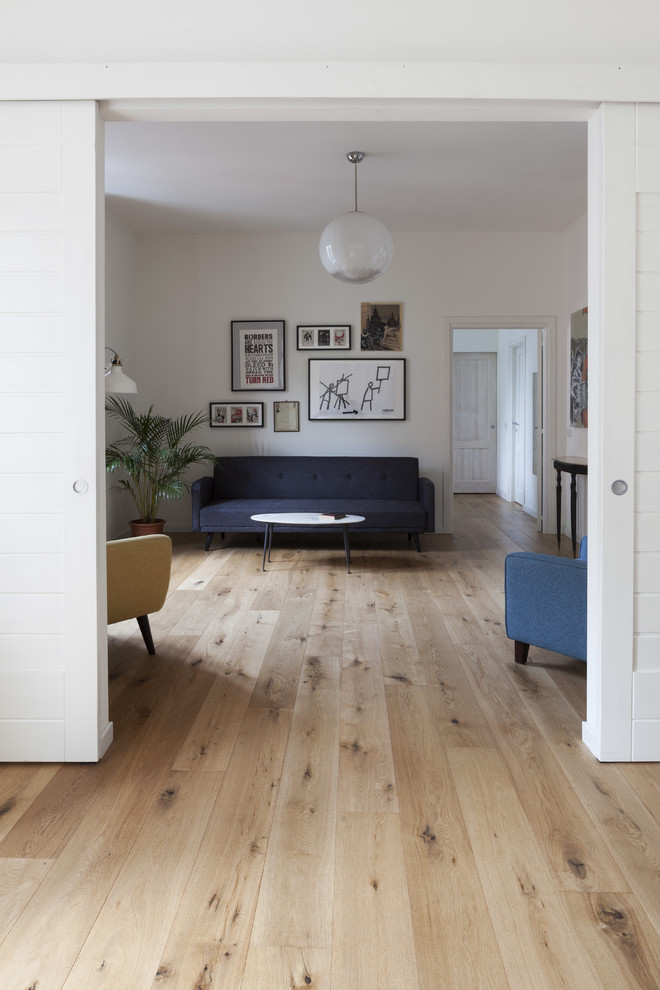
[211,456,420,501]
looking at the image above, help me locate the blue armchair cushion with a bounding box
[504,538,587,662]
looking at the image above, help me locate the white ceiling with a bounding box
[105,120,587,236]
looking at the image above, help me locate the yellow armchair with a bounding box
[106,534,172,654]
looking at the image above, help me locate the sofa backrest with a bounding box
[212,456,420,501]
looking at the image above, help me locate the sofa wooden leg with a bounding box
[205,533,214,551]
[515,641,530,664]
[137,614,156,655]
[412,533,421,552]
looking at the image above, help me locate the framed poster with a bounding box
[231,320,285,391]
[360,302,402,351]
[570,307,588,428]
[210,401,264,427]
[308,358,405,421]
[297,325,351,350]
[273,400,300,432]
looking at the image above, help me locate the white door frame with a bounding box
[446,317,555,537]
[2,82,639,761]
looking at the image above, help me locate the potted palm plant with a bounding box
[105,395,217,535]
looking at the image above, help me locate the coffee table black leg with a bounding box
[342,525,352,574]
[261,523,273,571]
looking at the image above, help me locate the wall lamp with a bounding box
[105,347,137,393]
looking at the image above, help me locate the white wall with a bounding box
[2,0,660,65]
[453,329,498,353]
[104,228,567,535]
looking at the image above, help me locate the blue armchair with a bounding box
[504,538,587,664]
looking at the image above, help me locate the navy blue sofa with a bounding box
[504,537,587,664]
[192,455,435,551]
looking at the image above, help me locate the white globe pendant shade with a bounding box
[319,210,394,284]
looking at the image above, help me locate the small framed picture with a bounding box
[231,319,285,390]
[273,400,300,432]
[210,402,264,427]
[297,325,351,350]
[360,303,402,351]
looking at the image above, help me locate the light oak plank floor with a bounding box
[2,494,660,989]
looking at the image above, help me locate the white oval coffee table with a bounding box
[251,512,365,573]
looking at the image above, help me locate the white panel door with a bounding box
[583,103,637,761]
[511,342,525,505]
[453,352,497,493]
[0,101,110,762]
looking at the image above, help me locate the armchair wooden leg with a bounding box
[137,614,156,655]
[515,641,530,664]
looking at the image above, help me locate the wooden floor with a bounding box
[2,494,660,989]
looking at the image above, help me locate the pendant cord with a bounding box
[354,162,358,212]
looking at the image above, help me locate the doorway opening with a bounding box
[447,320,553,535]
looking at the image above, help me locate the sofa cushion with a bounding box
[199,498,427,531]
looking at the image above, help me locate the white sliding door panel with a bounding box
[583,104,637,761]
[0,101,110,762]
[631,106,660,756]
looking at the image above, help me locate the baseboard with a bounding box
[99,720,114,758]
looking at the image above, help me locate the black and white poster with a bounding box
[308,358,406,421]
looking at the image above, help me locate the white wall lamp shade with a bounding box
[319,151,393,284]
[319,210,394,284]
[105,349,137,393]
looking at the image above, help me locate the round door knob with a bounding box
[73,479,89,494]
[611,479,628,496]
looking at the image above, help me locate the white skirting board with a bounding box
[0,720,65,762]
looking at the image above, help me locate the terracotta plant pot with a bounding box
[129,519,166,537]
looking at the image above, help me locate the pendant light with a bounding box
[319,151,393,284]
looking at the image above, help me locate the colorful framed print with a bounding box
[210,401,264,427]
[297,325,351,350]
[231,320,285,391]
[308,358,406,421]
[570,307,588,428]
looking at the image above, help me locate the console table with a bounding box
[553,456,588,557]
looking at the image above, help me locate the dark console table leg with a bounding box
[555,467,562,553]
[553,458,587,558]
[570,472,579,558]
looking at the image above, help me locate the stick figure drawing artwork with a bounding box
[309,359,405,421]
